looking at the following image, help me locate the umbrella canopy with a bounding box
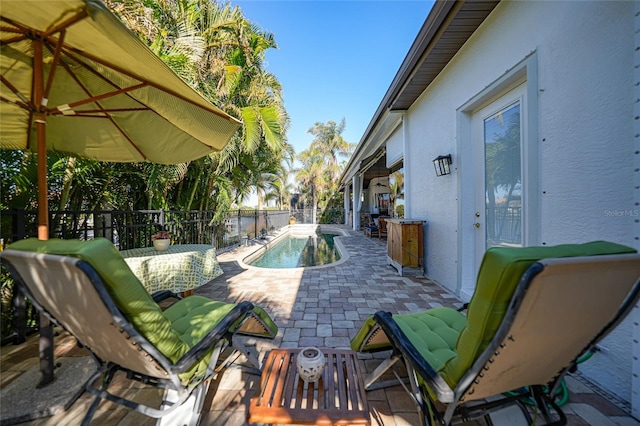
[1,0,241,162]
[1,0,241,239]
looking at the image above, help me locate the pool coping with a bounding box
[237,224,351,271]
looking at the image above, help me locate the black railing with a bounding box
[1,207,346,250]
[0,208,292,344]
[0,208,296,250]
[0,206,346,344]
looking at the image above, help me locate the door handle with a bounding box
[474,212,481,228]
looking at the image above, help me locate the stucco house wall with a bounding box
[385,126,403,168]
[402,0,636,408]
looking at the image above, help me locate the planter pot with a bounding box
[153,239,170,251]
[295,347,325,382]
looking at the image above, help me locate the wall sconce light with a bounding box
[433,154,452,177]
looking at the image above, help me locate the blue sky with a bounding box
[232,1,434,156]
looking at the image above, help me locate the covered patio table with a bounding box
[120,244,223,294]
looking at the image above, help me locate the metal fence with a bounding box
[0,206,345,343]
[1,207,346,251]
[0,208,294,251]
[0,207,293,345]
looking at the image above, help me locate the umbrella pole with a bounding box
[36,119,54,388]
[36,120,48,240]
[34,39,55,388]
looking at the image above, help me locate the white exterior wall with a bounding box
[385,127,403,169]
[403,1,637,406]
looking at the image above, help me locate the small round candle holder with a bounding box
[295,347,325,383]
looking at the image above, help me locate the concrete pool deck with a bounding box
[1,225,637,425]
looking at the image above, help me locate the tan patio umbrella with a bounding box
[1,0,241,239]
[1,0,241,387]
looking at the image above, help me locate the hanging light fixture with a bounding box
[374,171,388,187]
[433,154,452,177]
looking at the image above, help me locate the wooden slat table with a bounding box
[248,348,370,425]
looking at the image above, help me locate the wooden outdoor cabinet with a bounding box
[386,219,425,276]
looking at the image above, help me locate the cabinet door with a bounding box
[387,222,399,263]
[401,224,423,268]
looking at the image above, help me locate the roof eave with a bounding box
[339,0,499,189]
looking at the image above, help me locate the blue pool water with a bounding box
[250,233,340,268]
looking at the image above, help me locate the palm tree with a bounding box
[296,119,354,220]
[271,160,295,209]
[192,1,291,213]
[389,170,404,218]
[307,118,353,181]
[296,146,328,224]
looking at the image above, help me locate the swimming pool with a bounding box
[249,232,340,268]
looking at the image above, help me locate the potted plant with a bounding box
[152,230,171,251]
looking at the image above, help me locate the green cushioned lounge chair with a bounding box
[1,238,278,426]
[351,241,640,426]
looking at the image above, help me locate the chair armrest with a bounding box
[373,311,455,402]
[170,301,254,374]
[152,290,181,303]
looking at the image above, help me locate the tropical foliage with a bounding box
[1,1,359,227]
[1,0,291,221]
[295,119,353,223]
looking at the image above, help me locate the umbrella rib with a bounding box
[107,116,148,161]
[40,9,88,39]
[51,42,151,111]
[54,83,149,112]
[0,30,28,45]
[61,45,235,121]
[50,48,148,116]
[43,45,149,161]
[0,9,87,44]
[0,75,33,109]
[43,29,67,102]
[1,17,34,44]
[49,108,149,117]
[0,95,30,110]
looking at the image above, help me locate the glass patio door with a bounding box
[474,84,525,266]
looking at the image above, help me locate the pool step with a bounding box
[288,224,320,236]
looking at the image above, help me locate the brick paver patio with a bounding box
[1,225,637,425]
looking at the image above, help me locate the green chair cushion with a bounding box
[164,296,236,346]
[350,307,467,369]
[440,241,636,387]
[393,307,467,372]
[7,238,243,381]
